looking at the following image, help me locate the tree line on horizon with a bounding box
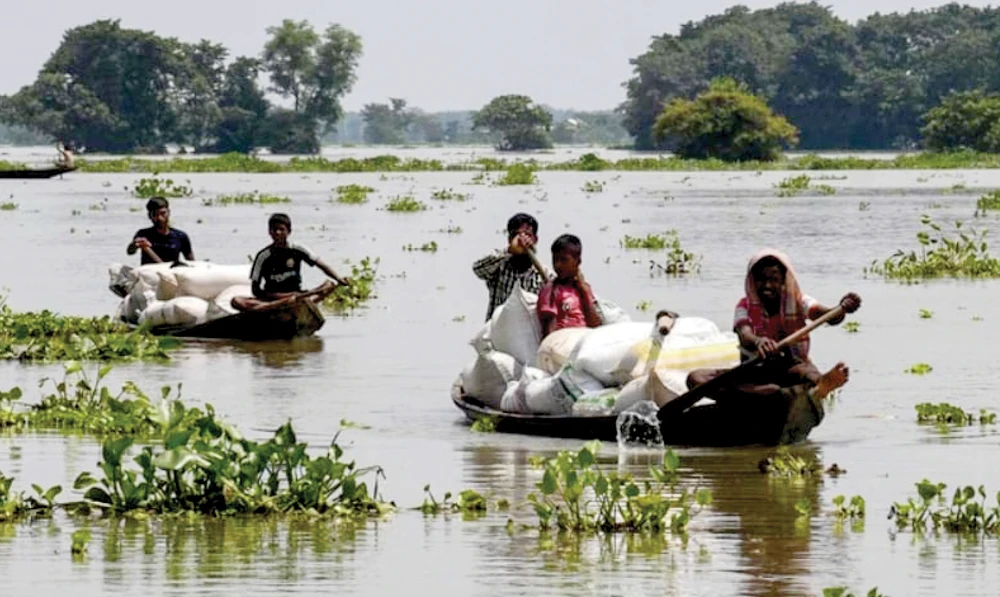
[4,2,1000,155]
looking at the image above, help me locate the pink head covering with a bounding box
[744,248,809,358]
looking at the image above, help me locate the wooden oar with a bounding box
[526,247,550,280]
[656,303,851,421]
[141,246,163,264]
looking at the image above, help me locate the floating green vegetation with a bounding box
[438,224,463,234]
[202,192,291,206]
[71,413,393,517]
[0,363,199,437]
[915,402,996,426]
[866,216,1000,281]
[774,174,811,197]
[582,180,605,193]
[494,163,537,186]
[130,176,192,198]
[975,190,1000,215]
[843,321,860,333]
[0,202,17,211]
[823,588,887,597]
[858,201,871,211]
[402,241,438,253]
[640,231,702,275]
[0,300,178,362]
[918,308,934,319]
[334,184,375,204]
[431,188,469,201]
[526,441,711,534]
[417,485,487,516]
[71,529,91,557]
[321,257,379,313]
[470,417,497,433]
[757,447,822,478]
[383,195,428,212]
[0,471,61,522]
[905,363,933,375]
[635,300,653,312]
[889,480,1000,535]
[0,160,27,171]
[621,233,670,250]
[832,495,866,520]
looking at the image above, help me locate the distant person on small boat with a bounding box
[537,234,602,338]
[127,197,195,265]
[56,142,75,169]
[231,213,352,311]
[683,249,861,406]
[473,213,544,321]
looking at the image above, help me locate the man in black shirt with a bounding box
[232,213,352,311]
[126,197,194,264]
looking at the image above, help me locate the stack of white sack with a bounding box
[458,288,630,414]
[108,261,253,327]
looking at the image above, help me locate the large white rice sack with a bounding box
[498,364,603,415]
[139,296,210,328]
[173,265,251,301]
[156,271,180,301]
[460,350,523,409]
[207,284,253,319]
[536,327,591,374]
[474,288,542,366]
[612,369,690,415]
[136,262,181,290]
[570,322,655,386]
[596,298,630,325]
[119,279,156,324]
[617,318,740,382]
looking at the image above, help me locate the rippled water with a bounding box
[2,158,1000,596]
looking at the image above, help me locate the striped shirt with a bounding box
[473,251,544,321]
[250,242,318,297]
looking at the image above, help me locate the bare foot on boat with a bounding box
[812,362,849,400]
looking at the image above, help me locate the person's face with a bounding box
[149,207,170,228]
[269,223,290,245]
[510,223,537,246]
[552,249,580,280]
[754,264,785,302]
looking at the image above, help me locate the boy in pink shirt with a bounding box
[537,234,603,338]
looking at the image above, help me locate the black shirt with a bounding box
[133,227,193,265]
[250,243,318,297]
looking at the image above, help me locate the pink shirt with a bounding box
[537,280,589,332]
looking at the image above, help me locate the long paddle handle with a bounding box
[656,304,848,420]
[527,247,550,280]
[142,246,164,264]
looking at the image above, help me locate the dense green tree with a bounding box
[653,77,798,161]
[472,95,552,150]
[212,57,269,153]
[921,90,1000,152]
[361,98,412,144]
[259,109,318,154]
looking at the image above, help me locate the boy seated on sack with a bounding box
[537,234,603,338]
[473,213,545,321]
[231,213,352,311]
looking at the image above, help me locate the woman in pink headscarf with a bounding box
[687,249,860,402]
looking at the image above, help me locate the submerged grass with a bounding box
[202,192,290,206]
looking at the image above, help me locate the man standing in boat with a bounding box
[56,141,75,170]
[473,213,545,321]
[126,197,195,264]
[232,213,352,311]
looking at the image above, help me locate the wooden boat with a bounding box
[451,379,825,447]
[143,294,327,342]
[0,166,77,179]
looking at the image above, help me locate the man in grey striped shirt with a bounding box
[473,213,544,321]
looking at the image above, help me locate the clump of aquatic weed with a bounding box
[915,402,996,426]
[526,441,711,534]
[975,190,1000,216]
[843,321,860,333]
[0,202,17,211]
[202,192,290,206]
[758,447,823,478]
[494,163,537,186]
[431,188,469,201]
[470,417,497,433]
[774,174,835,197]
[417,485,487,517]
[402,241,438,253]
[865,215,1000,281]
[581,180,605,193]
[321,257,379,313]
[832,495,866,520]
[889,480,1000,535]
[822,588,887,597]
[648,231,702,275]
[904,363,933,375]
[0,471,61,522]
[334,184,375,204]
[383,195,428,212]
[130,176,192,199]
[0,297,178,362]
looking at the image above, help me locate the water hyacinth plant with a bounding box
[202,192,291,206]
[915,402,996,426]
[334,184,375,204]
[431,188,469,201]
[417,485,487,516]
[889,480,1000,535]
[526,441,711,534]
[383,195,427,212]
[321,257,379,313]
[130,176,193,198]
[402,241,438,252]
[494,163,537,185]
[0,472,61,522]
[866,215,1000,280]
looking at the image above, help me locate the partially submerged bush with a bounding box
[866,216,1000,280]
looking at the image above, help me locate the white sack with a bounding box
[460,351,523,409]
[139,296,210,328]
[173,265,251,301]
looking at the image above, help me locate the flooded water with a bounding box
[2,156,1000,596]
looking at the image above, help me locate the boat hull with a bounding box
[148,297,326,341]
[450,379,824,447]
[0,167,76,179]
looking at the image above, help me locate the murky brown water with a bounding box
[2,155,1000,596]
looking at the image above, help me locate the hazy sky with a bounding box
[0,1,995,111]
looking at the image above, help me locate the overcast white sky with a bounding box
[0,1,995,111]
